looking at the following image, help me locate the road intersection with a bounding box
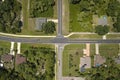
[0,0,120,80]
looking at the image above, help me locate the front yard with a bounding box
[62,44,85,76]
[17,0,57,35]
[99,44,119,58]
[69,4,93,32]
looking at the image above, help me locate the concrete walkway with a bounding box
[95,44,99,54]
[0,32,120,38]
[10,42,15,55]
[17,42,21,54]
[47,19,58,23]
[103,35,106,40]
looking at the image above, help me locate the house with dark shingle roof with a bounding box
[0,54,26,66]
[15,54,26,65]
[1,54,13,62]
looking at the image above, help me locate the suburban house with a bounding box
[15,54,26,65]
[115,55,120,64]
[80,44,91,72]
[93,15,108,26]
[0,53,26,68]
[35,18,47,31]
[94,54,106,67]
[1,54,13,62]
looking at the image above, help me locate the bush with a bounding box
[95,25,109,35]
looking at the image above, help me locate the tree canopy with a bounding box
[0,47,55,80]
[16,47,55,80]
[95,25,109,35]
[70,0,81,4]
[87,58,120,80]
[0,0,22,33]
[30,0,55,17]
[113,15,120,32]
[41,21,56,34]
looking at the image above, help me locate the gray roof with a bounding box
[35,18,47,30]
[80,57,91,68]
[115,56,120,64]
[94,54,106,66]
[98,16,107,26]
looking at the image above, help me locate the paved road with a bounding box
[57,44,64,80]
[0,36,120,43]
[0,0,120,80]
[57,0,62,37]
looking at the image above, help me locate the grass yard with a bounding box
[69,4,93,32]
[107,34,120,39]
[36,7,54,18]
[0,40,11,55]
[69,34,102,39]
[53,0,58,18]
[62,44,85,76]
[17,0,57,35]
[90,44,95,66]
[62,0,69,35]
[99,44,119,58]
[21,43,55,53]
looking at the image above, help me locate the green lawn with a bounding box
[62,0,69,35]
[17,0,57,35]
[107,34,120,39]
[90,44,95,66]
[62,44,85,76]
[0,40,11,55]
[99,44,119,58]
[69,4,93,32]
[21,43,55,53]
[69,34,102,39]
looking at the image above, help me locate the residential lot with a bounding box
[18,0,57,35]
[62,43,119,77]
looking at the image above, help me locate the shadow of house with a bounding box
[35,18,47,31]
[94,54,106,67]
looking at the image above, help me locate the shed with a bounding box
[35,18,47,30]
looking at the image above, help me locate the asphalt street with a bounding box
[57,0,62,37]
[0,0,120,80]
[0,36,120,43]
